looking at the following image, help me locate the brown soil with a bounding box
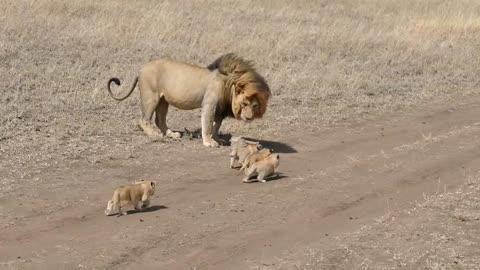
[2,94,480,270]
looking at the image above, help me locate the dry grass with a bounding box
[301,172,480,270]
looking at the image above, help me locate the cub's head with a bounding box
[231,76,270,121]
[139,179,156,195]
[270,153,280,165]
[259,148,272,157]
[240,140,262,152]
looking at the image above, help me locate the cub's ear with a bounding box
[151,181,156,189]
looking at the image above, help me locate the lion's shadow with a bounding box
[242,137,297,154]
[178,129,296,154]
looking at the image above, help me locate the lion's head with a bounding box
[209,53,271,121]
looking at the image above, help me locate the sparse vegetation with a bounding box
[1,0,480,269]
[301,173,480,270]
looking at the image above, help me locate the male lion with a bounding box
[107,53,271,147]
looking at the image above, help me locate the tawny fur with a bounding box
[107,53,270,148]
[243,154,280,183]
[208,53,270,119]
[240,148,272,171]
[104,180,156,216]
[229,136,263,169]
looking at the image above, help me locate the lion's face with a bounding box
[240,96,260,121]
[233,93,261,121]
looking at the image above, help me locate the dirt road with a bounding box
[1,95,480,270]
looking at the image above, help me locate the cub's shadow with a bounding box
[243,172,288,183]
[179,129,297,154]
[125,205,168,215]
[267,173,288,181]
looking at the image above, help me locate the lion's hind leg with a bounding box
[139,86,161,137]
[155,98,181,139]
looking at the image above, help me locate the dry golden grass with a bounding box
[2,0,480,135]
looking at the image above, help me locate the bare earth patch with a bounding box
[300,175,480,270]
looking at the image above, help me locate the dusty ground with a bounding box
[1,0,480,269]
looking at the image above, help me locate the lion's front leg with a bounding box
[212,115,226,145]
[201,103,219,148]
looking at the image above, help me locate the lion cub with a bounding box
[104,180,156,216]
[229,136,263,169]
[243,154,280,183]
[240,148,272,171]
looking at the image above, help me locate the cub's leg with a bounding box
[140,199,150,210]
[242,165,258,183]
[133,201,142,211]
[139,193,151,211]
[139,83,161,136]
[113,200,126,216]
[201,103,219,147]
[155,97,181,139]
[240,157,253,171]
[230,153,238,169]
[118,205,127,216]
[257,172,267,183]
[117,201,128,216]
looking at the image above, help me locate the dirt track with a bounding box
[1,94,480,270]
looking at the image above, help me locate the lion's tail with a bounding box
[107,77,138,101]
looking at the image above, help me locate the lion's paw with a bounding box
[203,139,220,148]
[166,129,182,140]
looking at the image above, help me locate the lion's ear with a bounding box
[235,82,245,93]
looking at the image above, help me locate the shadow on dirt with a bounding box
[126,205,168,215]
[244,173,288,183]
[177,129,297,153]
[267,173,288,181]
[243,137,297,154]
